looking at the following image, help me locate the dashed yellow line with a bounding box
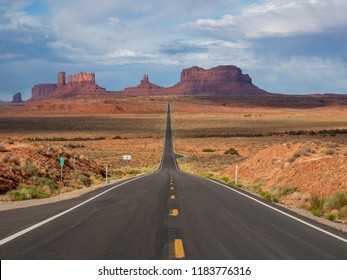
[170,195,175,200]
[169,209,179,216]
[170,187,174,190]
[174,239,185,259]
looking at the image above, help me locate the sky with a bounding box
[1,0,347,101]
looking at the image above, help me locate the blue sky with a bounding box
[1,0,347,101]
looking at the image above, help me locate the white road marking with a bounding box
[0,174,151,246]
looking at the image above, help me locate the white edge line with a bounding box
[206,178,347,244]
[0,173,152,246]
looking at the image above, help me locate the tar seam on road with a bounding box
[207,178,347,244]
[0,174,153,246]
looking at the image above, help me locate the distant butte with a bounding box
[11,92,23,103]
[30,65,270,100]
[124,74,164,95]
[31,71,106,101]
[166,65,269,96]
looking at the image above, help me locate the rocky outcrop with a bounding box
[124,74,164,95]
[60,72,105,96]
[67,72,95,84]
[57,72,66,88]
[166,65,269,96]
[11,92,23,103]
[31,84,57,100]
[31,71,106,100]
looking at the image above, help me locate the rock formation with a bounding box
[124,74,163,95]
[167,65,269,96]
[57,72,66,88]
[11,92,23,103]
[31,84,57,100]
[67,72,95,84]
[30,65,270,100]
[31,71,105,100]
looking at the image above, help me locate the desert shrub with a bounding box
[36,147,44,154]
[125,168,141,176]
[322,148,336,155]
[288,151,302,163]
[11,165,21,174]
[221,176,229,183]
[202,148,215,153]
[310,195,324,216]
[72,171,92,187]
[324,142,337,148]
[10,157,19,165]
[276,186,298,197]
[64,143,85,149]
[31,176,58,192]
[2,153,11,163]
[260,191,278,202]
[299,143,313,156]
[326,192,347,210]
[4,138,14,144]
[4,184,49,201]
[0,145,6,152]
[338,206,347,219]
[224,147,239,155]
[326,213,336,221]
[289,143,314,163]
[21,159,39,177]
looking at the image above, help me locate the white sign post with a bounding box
[106,164,108,184]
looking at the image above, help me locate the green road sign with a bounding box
[60,157,65,167]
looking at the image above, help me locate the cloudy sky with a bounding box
[1,0,347,101]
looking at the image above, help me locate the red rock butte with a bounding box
[31,71,106,100]
[30,65,270,100]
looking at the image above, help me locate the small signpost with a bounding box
[235,165,238,185]
[60,157,65,183]
[106,164,108,184]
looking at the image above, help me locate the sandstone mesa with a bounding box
[30,65,269,101]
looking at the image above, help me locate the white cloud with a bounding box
[188,0,347,38]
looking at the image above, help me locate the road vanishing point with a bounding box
[0,103,347,259]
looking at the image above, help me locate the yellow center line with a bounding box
[170,187,174,190]
[174,239,185,259]
[169,209,179,216]
[170,195,175,199]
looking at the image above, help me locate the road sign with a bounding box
[60,157,65,167]
[123,155,131,161]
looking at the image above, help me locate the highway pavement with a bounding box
[0,103,347,259]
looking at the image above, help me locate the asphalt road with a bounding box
[0,103,347,259]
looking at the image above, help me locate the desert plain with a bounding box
[0,96,346,227]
